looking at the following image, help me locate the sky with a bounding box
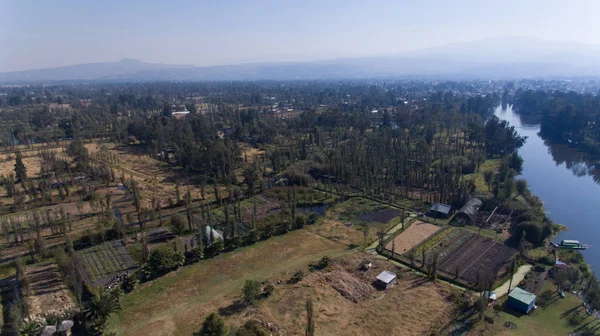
[1,0,600,72]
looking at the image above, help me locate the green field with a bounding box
[106,229,348,335]
[487,281,598,336]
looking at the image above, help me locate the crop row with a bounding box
[410,227,456,258]
[457,242,516,283]
[79,241,137,286]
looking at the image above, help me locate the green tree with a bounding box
[515,179,528,196]
[144,246,185,278]
[243,279,261,304]
[14,151,27,183]
[194,312,228,336]
[85,291,122,334]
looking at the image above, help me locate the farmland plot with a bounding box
[406,228,516,285]
[385,221,441,254]
[358,208,401,223]
[437,234,516,284]
[79,240,137,287]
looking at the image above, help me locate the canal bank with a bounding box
[495,105,600,273]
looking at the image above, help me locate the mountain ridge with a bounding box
[2,36,600,83]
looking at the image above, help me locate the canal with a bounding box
[495,105,600,273]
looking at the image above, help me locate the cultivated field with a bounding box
[79,241,137,287]
[385,221,441,254]
[438,234,516,284]
[24,262,74,316]
[358,208,401,223]
[405,227,516,285]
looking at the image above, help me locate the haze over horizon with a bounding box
[2,0,600,72]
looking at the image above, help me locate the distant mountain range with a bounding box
[2,36,600,83]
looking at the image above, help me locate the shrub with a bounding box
[170,213,186,234]
[316,256,332,270]
[539,256,554,265]
[187,245,205,263]
[122,273,139,292]
[194,312,228,336]
[243,280,261,304]
[291,270,305,283]
[206,240,224,257]
[143,246,185,278]
[236,320,270,336]
[263,282,275,297]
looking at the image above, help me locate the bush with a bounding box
[290,270,305,283]
[143,246,185,278]
[263,282,275,297]
[170,213,186,235]
[194,312,228,336]
[206,240,224,257]
[316,256,332,270]
[187,245,205,263]
[122,273,139,292]
[243,280,261,304]
[236,320,270,336]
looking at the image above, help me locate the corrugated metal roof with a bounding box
[508,287,536,305]
[430,203,451,214]
[457,198,482,222]
[376,270,397,284]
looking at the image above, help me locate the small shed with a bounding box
[507,287,536,314]
[375,270,397,290]
[455,198,483,225]
[428,203,452,218]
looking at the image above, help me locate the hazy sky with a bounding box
[1,0,600,72]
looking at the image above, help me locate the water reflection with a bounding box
[498,104,600,185]
[495,104,600,272]
[542,139,600,184]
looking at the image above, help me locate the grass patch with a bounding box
[106,229,347,335]
[487,281,597,336]
[464,159,501,193]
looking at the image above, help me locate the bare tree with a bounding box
[306,298,315,336]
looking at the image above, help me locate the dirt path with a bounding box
[494,264,532,297]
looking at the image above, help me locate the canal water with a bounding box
[494,105,600,273]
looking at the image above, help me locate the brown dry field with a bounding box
[24,262,74,315]
[307,218,367,247]
[107,230,456,336]
[385,221,442,254]
[0,155,43,179]
[86,142,229,209]
[239,143,264,164]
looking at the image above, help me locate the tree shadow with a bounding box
[560,305,582,319]
[218,299,248,317]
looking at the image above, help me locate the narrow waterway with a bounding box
[494,105,600,273]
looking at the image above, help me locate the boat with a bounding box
[551,239,589,250]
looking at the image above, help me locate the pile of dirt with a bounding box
[322,269,375,303]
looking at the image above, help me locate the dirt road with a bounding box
[494,264,533,297]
